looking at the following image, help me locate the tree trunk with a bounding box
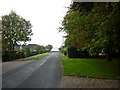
[106,52,112,61]
[12,44,15,52]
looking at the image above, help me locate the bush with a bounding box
[60,47,67,56]
[79,49,89,58]
[15,50,25,59]
[64,50,67,56]
[2,51,16,62]
[30,51,37,56]
[24,51,31,57]
[68,47,80,58]
[67,46,90,58]
[2,52,10,62]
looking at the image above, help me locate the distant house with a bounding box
[14,46,21,51]
[14,45,25,51]
[28,44,37,51]
[14,44,37,51]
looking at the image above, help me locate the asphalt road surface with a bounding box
[2,52,62,88]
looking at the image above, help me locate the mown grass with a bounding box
[20,54,49,61]
[61,53,120,80]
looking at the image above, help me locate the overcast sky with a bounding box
[0,0,72,48]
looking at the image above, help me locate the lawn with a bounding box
[61,53,120,80]
[20,53,49,61]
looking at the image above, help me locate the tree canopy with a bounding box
[59,2,120,61]
[45,44,53,52]
[2,11,33,60]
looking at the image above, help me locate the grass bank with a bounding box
[20,53,49,61]
[61,53,120,80]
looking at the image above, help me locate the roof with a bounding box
[28,44,37,46]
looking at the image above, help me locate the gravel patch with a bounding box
[61,76,119,88]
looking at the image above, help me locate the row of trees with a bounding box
[33,44,53,53]
[15,44,53,60]
[4,44,53,62]
[59,2,120,61]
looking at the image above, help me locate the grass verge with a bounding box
[61,53,120,80]
[20,54,49,61]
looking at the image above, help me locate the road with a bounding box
[2,52,62,88]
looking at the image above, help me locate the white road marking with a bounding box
[39,60,47,66]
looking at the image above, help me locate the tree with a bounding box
[33,45,41,54]
[45,44,53,52]
[2,11,33,61]
[59,2,120,61]
[24,46,31,57]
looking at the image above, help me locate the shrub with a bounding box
[24,51,31,57]
[15,50,25,59]
[30,51,37,56]
[67,46,90,58]
[79,49,89,58]
[64,50,67,56]
[2,51,16,62]
[67,46,80,58]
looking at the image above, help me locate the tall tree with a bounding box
[2,11,33,61]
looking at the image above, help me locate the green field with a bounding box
[61,54,120,80]
[20,54,49,61]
